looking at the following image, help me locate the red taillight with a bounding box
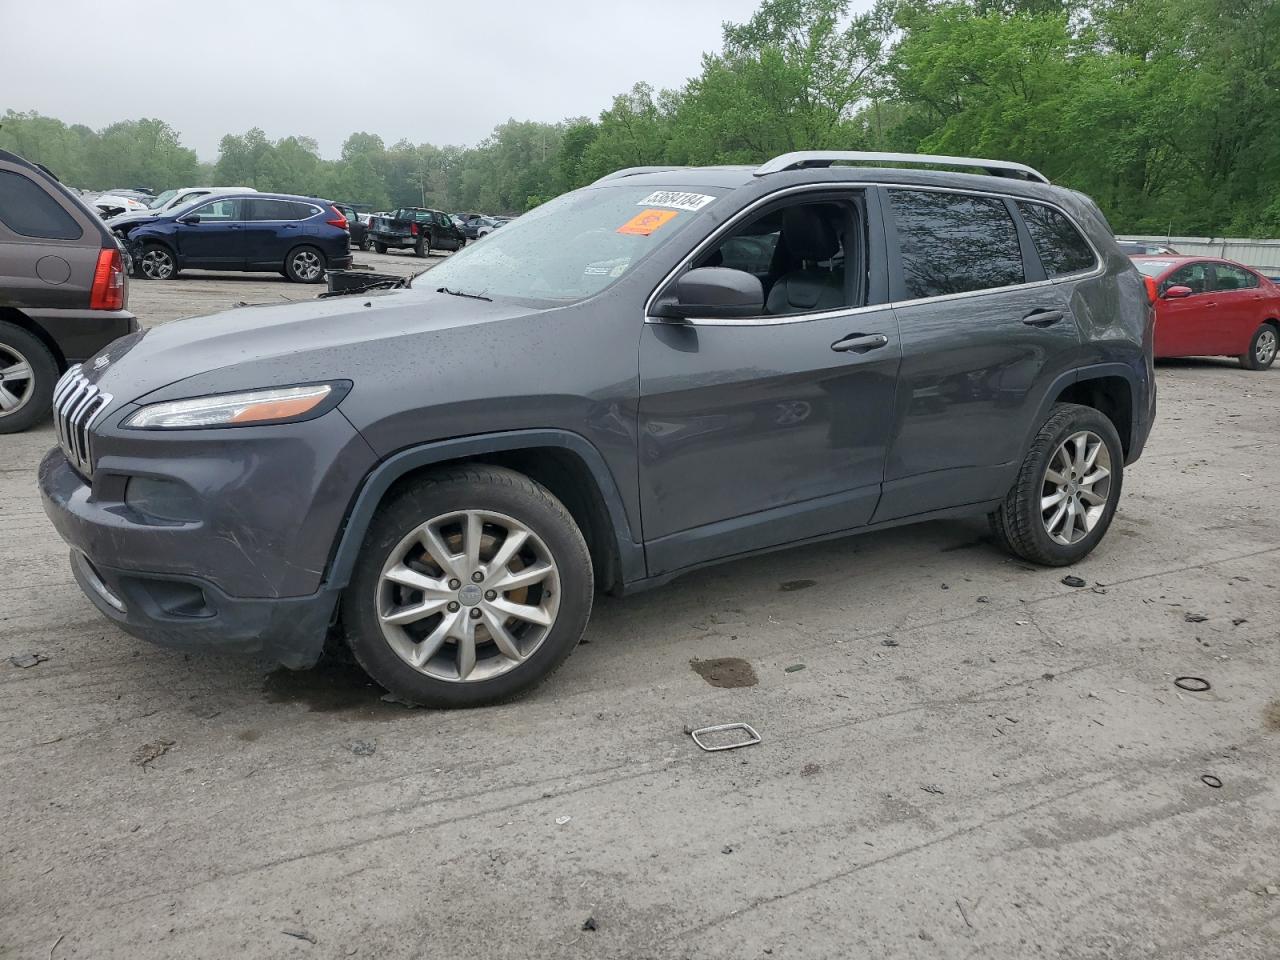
[409,222,419,236]
[89,247,125,311]
[326,205,349,230]
[1143,276,1159,304]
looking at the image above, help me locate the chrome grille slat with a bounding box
[52,365,112,479]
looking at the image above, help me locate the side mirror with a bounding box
[178,214,201,225]
[1163,284,1193,299]
[652,266,764,320]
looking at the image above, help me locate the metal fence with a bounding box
[1118,235,1280,276]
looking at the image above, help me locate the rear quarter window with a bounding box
[0,170,84,240]
[889,189,1024,299]
[1017,202,1097,276]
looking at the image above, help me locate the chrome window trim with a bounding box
[644,181,1104,328]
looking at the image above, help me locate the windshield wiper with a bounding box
[436,286,492,302]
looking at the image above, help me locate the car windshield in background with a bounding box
[1134,260,1175,277]
[149,189,177,209]
[423,185,723,302]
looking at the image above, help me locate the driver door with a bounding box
[637,189,900,576]
[176,197,245,269]
[1156,261,1214,356]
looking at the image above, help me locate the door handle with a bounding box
[831,333,889,353]
[1021,309,1064,327]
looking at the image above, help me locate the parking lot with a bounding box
[3,262,1279,959]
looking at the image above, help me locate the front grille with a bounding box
[53,365,112,478]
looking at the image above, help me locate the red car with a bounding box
[1133,256,1280,370]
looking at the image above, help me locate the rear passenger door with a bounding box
[875,188,1086,522]
[244,198,313,268]
[1208,263,1265,355]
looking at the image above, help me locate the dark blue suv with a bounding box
[111,193,352,283]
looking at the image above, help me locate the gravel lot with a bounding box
[2,263,1278,959]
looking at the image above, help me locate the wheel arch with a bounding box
[1029,363,1143,463]
[0,307,68,372]
[325,430,644,595]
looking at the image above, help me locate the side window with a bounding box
[0,170,84,240]
[289,202,319,220]
[191,198,239,221]
[694,198,860,316]
[1163,262,1209,295]
[889,190,1024,299]
[1016,202,1096,276]
[1212,264,1259,291]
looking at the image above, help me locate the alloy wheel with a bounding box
[0,344,33,418]
[1256,328,1278,366]
[141,248,174,279]
[376,510,561,683]
[1040,430,1112,545]
[292,250,323,281]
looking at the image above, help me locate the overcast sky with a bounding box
[3,0,768,160]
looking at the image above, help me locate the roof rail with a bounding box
[754,151,1049,184]
[592,166,686,185]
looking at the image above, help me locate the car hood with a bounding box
[106,210,166,229]
[85,288,549,411]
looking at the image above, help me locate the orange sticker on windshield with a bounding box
[618,209,678,236]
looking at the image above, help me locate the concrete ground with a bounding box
[2,264,1278,958]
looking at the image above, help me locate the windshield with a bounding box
[423,185,723,302]
[1134,260,1175,277]
[149,190,178,209]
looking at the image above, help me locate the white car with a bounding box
[142,185,257,215]
[94,193,149,215]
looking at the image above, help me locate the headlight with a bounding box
[124,382,348,429]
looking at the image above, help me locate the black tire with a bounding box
[137,242,178,280]
[284,245,327,283]
[989,403,1124,566]
[341,465,594,708]
[0,321,59,434]
[1239,322,1278,370]
[373,241,388,254]
[413,235,429,259]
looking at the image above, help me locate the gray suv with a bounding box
[38,152,1155,708]
[1,149,137,433]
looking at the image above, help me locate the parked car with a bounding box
[0,149,135,433]
[141,186,257,216]
[93,193,149,218]
[1118,240,1179,256]
[1133,256,1279,369]
[460,215,505,240]
[334,203,369,251]
[111,193,353,283]
[38,151,1154,708]
[368,207,465,256]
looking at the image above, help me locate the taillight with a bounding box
[1143,276,1159,304]
[89,247,125,311]
[409,222,419,236]
[326,205,348,230]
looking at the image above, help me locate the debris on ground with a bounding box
[1185,612,1209,623]
[1232,618,1248,627]
[349,740,376,756]
[1201,774,1223,788]
[281,929,317,944]
[581,917,597,931]
[1061,575,1087,588]
[976,596,990,603]
[956,898,975,930]
[131,739,176,769]
[689,722,761,752]
[722,845,734,854]
[1015,620,1030,626]
[8,653,48,669]
[1092,586,1108,595]
[921,784,945,795]
[784,663,806,673]
[1174,676,1211,692]
[690,657,758,689]
[779,579,816,592]
[801,762,821,776]
[881,638,899,647]
[1264,885,1279,897]
[555,816,572,826]
[379,692,419,708]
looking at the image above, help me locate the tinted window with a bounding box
[247,198,313,221]
[889,190,1024,298]
[1213,263,1259,291]
[1134,259,1175,278]
[190,198,240,221]
[0,170,83,240]
[1165,262,1210,294]
[1017,202,1096,276]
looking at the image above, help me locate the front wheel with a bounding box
[137,243,177,280]
[373,241,388,254]
[285,245,326,283]
[1240,323,1278,370]
[0,322,58,434]
[341,466,594,708]
[989,403,1124,566]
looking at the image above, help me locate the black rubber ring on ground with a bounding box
[1174,676,1211,692]
[1201,775,1222,789]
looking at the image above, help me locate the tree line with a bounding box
[3,0,1277,236]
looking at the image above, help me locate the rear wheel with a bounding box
[373,241,388,254]
[989,403,1124,566]
[285,245,326,283]
[341,465,593,708]
[0,322,58,434]
[413,234,430,258]
[1240,323,1278,370]
[138,243,177,280]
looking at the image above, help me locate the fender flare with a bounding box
[1027,361,1144,455]
[324,428,645,589]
